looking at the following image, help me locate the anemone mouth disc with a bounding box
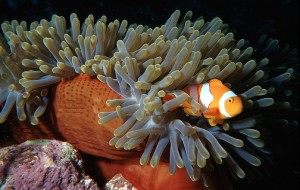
[0,10,298,186]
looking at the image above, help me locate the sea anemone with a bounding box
[0,10,298,186]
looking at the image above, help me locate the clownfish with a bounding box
[162,79,243,126]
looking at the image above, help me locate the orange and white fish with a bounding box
[162,79,243,126]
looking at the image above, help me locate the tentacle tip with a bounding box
[139,158,148,166]
[150,160,159,168]
[98,119,105,125]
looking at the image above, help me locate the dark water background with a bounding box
[0,0,299,49]
[0,0,299,189]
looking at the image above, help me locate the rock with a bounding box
[105,173,137,190]
[0,140,100,190]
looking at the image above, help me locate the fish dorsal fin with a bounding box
[208,78,223,85]
[209,79,230,92]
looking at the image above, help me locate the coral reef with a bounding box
[0,9,298,188]
[0,140,99,189]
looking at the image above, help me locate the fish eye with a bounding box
[228,98,233,103]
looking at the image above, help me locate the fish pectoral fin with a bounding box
[183,108,201,117]
[207,118,224,126]
[208,119,218,126]
[203,107,219,118]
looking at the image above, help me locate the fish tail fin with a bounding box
[162,93,176,103]
[163,93,192,107]
[163,93,192,111]
[162,93,177,111]
[183,108,201,117]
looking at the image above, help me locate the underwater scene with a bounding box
[0,0,299,189]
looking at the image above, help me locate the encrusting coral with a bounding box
[0,140,99,189]
[0,10,298,187]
